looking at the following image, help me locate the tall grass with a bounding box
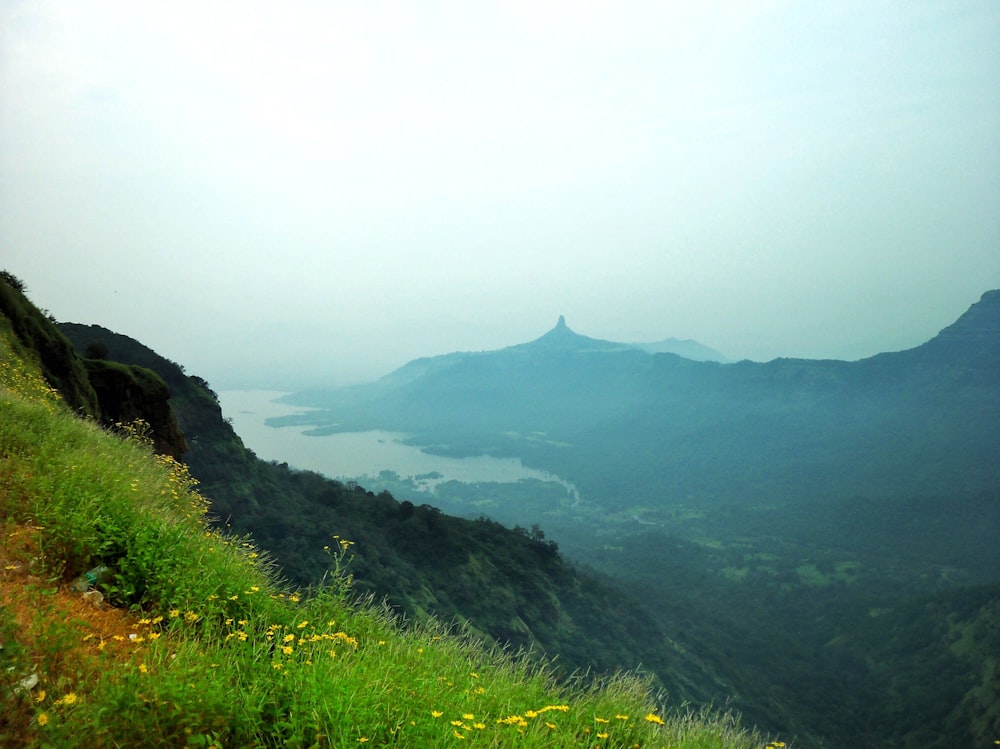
[0,340,773,747]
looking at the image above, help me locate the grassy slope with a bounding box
[1,309,769,746]
[56,322,740,711]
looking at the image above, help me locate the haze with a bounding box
[2,1,998,388]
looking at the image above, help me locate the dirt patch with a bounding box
[1,524,148,662]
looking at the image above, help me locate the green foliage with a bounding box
[57,323,698,694]
[0,336,767,748]
[0,275,101,417]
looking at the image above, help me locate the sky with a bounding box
[2,0,999,388]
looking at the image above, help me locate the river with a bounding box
[217,390,578,494]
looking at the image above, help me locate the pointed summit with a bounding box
[519,316,625,352]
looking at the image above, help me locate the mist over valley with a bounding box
[215,293,1000,747]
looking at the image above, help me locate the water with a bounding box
[218,390,578,493]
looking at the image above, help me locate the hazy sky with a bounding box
[2,1,999,388]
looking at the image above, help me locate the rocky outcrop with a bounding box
[82,359,188,460]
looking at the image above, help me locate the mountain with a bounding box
[53,324,749,718]
[2,281,762,748]
[0,272,772,728]
[274,290,1000,747]
[279,291,1000,508]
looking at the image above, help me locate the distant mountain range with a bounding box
[278,290,1000,509]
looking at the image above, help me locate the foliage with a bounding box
[56,323,709,697]
[0,328,767,748]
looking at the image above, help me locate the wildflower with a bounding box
[283,634,296,643]
[453,731,465,739]
[644,712,665,725]
[57,693,78,706]
[297,620,308,628]
[474,723,486,730]
[169,609,180,619]
[598,732,609,739]
[616,714,629,721]
[462,713,475,721]
[595,716,610,723]
[37,713,49,726]
[184,611,199,623]
[545,722,557,730]
[431,711,443,718]
[282,645,293,655]
[149,632,161,641]
[138,664,148,674]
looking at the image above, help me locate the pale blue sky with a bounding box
[2,1,998,387]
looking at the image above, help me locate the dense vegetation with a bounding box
[0,325,773,748]
[56,323,727,709]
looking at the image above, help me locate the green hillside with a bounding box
[56,323,745,715]
[0,276,770,747]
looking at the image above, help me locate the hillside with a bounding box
[56,322,746,714]
[268,291,1000,747]
[1,286,769,747]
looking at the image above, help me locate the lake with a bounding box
[218,390,578,494]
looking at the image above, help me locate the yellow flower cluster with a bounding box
[0,355,62,409]
[154,453,209,517]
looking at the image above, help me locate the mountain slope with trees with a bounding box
[53,326,753,727]
[271,290,1000,747]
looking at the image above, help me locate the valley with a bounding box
[257,295,1000,747]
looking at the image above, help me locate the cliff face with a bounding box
[82,359,188,460]
[0,272,186,460]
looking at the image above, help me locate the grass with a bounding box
[0,337,773,748]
